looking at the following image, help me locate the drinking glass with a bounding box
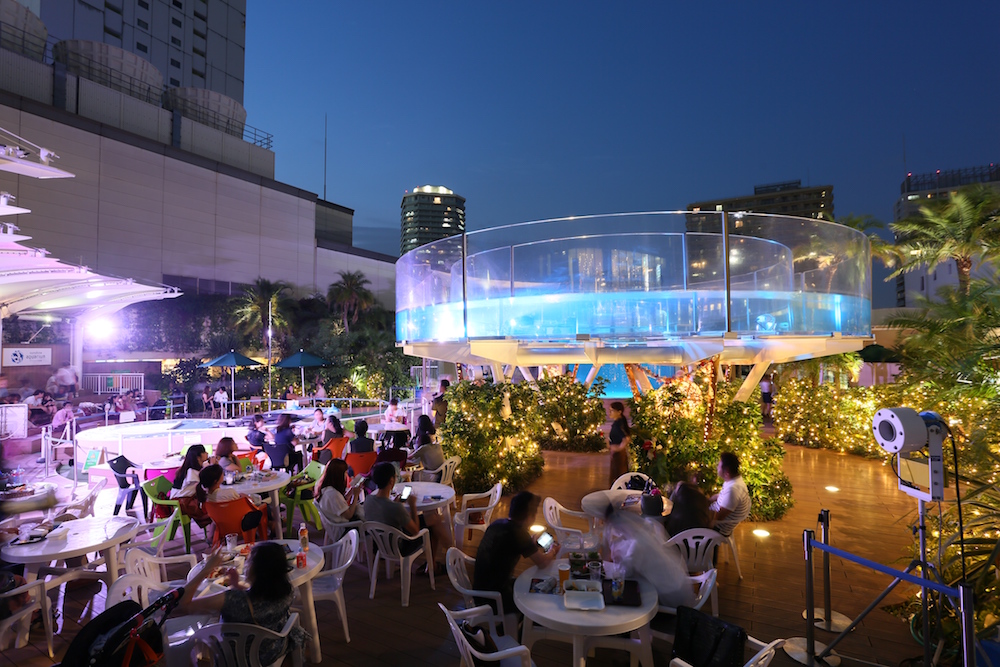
[226,533,239,551]
[588,561,602,581]
[557,563,570,592]
[225,470,235,485]
[607,563,626,601]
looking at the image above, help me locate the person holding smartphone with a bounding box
[314,459,363,524]
[474,491,559,620]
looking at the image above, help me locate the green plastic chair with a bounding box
[141,476,202,554]
[281,460,325,537]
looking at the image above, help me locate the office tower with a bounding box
[688,180,833,220]
[400,185,465,255]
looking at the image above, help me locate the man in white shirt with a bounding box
[709,452,751,536]
[213,386,229,419]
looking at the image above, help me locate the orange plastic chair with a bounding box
[312,436,349,464]
[204,497,269,547]
[344,452,378,477]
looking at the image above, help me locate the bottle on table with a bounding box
[296,547,307,569]
[298,522,309,552]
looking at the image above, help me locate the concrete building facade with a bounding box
[894,163,1000,306]
[400,185,465,255]
[688,180,833,220]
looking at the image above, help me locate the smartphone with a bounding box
[350,474,367,489]
[400,485,412,501]
[536,531,554,552]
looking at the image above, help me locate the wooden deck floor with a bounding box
[2,445,923,666]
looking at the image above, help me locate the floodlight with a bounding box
[872,407,927,454]
[85,318,115,340]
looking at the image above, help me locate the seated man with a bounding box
[345,419,375,455]
[709,452,751,536]
[473,491,558,618]
[364,462,450,571]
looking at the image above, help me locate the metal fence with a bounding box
[81,373,145,395]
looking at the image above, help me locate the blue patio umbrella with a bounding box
[275,349,331,395]
[200,349,262,400]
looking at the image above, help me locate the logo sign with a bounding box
[2,347,52,366]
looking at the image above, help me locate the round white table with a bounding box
[0,482,59,515]
[224,470,292,538]
[514,559,658,667]
[392,481,454,513]
[184,539,325,663]
[581,489,672,519]
[1,515,140,584]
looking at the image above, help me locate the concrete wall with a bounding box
[315,246,396,308]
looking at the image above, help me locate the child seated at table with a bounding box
[199,464,264,507]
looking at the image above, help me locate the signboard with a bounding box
[2,347,52,367]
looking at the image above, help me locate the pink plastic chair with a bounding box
[144,466,179,485]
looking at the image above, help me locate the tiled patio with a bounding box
[1,444,921,666]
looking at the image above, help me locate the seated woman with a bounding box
[322,414,354,444]
[306,409,326,438]
[409,415,446,482]
[265,414,302,472]
[176,543,308,665]
[314,458,363,525]
[198,464,268,535]
[665,479,714,537]
[169,445,213,529]
[214,437,242,473]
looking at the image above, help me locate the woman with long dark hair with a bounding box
[263,413,302,472]
[409,414,445,481]
[214,437,241,472]
[323,414,354,443]
[314,458,362,524]
[607,401,632,487]
[169,444,212,527]
[177,543,308,664]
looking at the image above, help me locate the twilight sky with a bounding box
[243,1,1000,309]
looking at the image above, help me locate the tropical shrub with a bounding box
[536,376,608,452]
[439,381,545,495]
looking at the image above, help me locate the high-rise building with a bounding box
[893,163,1000,306]
[40,0,246,103]
[400,185,465,255]
[688,180,833,220]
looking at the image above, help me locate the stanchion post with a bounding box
[959,584,974,667]
[819,509,832,625]
[804,529,815,666]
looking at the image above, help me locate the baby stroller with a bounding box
[55,587,185,667]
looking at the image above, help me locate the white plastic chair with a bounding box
[185,612,303,667]
[721,528,744,580]
[439,603,535,667]
[649,569,717,643]
[669,637,786,667]
[542,497,598,555]
[123,516,173,559]
[56,477,108,520]
[0,578,52,658]
[445,547,516,638]
[453,482,502,549]
[364,521,435,607]
[107,573,172,607]
[308,529,358,642]
[667,527,730,614]
[421,455,461,486]
[611,471,652,491]
[124,549,196,587]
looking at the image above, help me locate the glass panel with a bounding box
[395,235,465,342]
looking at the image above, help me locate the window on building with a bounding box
[172,17,182,27]
[170,58,181,68]
[920,276,925,291]
[138,0,149,8]
[137,18,148,29]
[172,0,183,7]
[171,36,182,46]
[169,77,180,86]
[136,41,148,52]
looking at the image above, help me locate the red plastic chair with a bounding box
[144,465,180,485]
[344,452,377,477]
[204,497,269,547]
[312,437,349,464]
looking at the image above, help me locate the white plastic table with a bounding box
[183,539,325,663]
[0,481,59,515]
[392,481,454,513]
[581,489,672,519]
[225,470,291,537]
[1,515,140,584]
[513,559,658,667]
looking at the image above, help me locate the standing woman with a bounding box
[607,401,632,487]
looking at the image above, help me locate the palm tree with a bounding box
[326,271,375,334]
[888,184,1000,297]
[233,278,292,350]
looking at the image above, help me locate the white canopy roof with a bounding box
[0,224,181,322]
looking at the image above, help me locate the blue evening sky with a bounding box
[244,1,1000,308]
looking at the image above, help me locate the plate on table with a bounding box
[564,590,605,611]
[10,535,45,546]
